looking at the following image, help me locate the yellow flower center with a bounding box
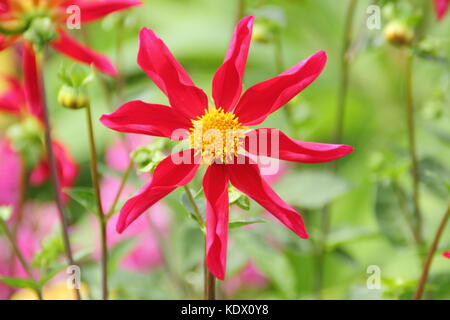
[189,108,246,164]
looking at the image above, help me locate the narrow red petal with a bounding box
[62,0,142,24]
[234,51,327,126]
[100,100,192,139]
[435,0,450,20]
[203,164,229,280]
[137,28,208,119]
[22,43,44,121]
[245,128,354,163]
[212,16,254,112]
[116,149,200,233]
[0,77,25,115]
[51,29,117,76]
[53,140,78,198]
[226,157,308,239]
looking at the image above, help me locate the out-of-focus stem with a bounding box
[183,185,204,228]
[405,51,423,245]
[0,219,43,300]
[85,104,108,300]
[38,52,81,300]
[106,161,133,220]
[414,202,450,300]
[317,0,358,299]
[236,0,245,24]
[116,13,126,104]
[334,0,357,145]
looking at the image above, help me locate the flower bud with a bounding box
[383,21,413,46]
[0,205,12,221]
[58,85,90,110]
[252,22,273,43]
[23,17,57,48]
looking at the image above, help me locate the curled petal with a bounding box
[138,28,208,119]
[212,16,254,112]
[226,158,308,239]
[117,149,200,233]
[22,43,44,120]
[62,0,142,24]
[51,29,117,76]
[245,128,354,163]
[434,0,450,20]
[100,100,192,139]
[203,164,229,280]
[234,51,327,126]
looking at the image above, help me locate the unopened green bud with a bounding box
[58,85,90,110]
[23,17,57,48]
[132,146,166,174]
[0,206,12,221]
[383,20,413,46]
[252,22,273,43]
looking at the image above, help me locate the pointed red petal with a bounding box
[0,77,25,115]
[53,140,78,201]
[100,100,192,139]
[137,28,208,119]
[116,150,200,233]
[51,29,117,76]
[22,43,44,121]
[434,0,450,20]
[212,16,254,112]
[203,164,229,280]
[245,128,354,163]
[226,157,308,238]
[63,0,142,24]
[234,51,327,126]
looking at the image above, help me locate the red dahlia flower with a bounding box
[0,0,141,75]
[434,0,449,20]
[100,16,354,280]
[0,48,77,202]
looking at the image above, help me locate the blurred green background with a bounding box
[1,0,450,300]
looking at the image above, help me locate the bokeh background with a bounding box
[0,0,449,300]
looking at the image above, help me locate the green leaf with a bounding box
[277,170,351,209]
[374,180,410,247]
[418,157,450,199]
[65,187,97,214]
[31,231,64,269]
[229,218,266,229]
[108,238,137,274]
[0,277,40,290]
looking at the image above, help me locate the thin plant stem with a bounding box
[84,104,108,300]
[183,185,216,299]
[236,0,245,24]
[0,219,43,300]
[106,161,133,220]
[38,50,81,300]
[334,0,357,146]
[413,202,450,300]
[405,51,423,245]
[316,0,358,298]
[115,13,126,104]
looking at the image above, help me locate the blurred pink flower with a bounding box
[0,202,59,299]
[105,134,152,172]
[444,251,450,259]
[0,138,22,218]
[223,261,268,296]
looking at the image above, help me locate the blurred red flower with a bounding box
[0,71,77,204]
[434,0,449,20]
[444,251,450,258]
[0,0,142,75]
[100,16,354,280]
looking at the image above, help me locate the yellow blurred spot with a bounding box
[11,282,89,300]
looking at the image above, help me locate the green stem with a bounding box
[106,160,133,220]
[334,0,357,145]
[236,0,245,24]
[38,49,81,300]
[0,219,43,300]
[405,51,423,245]
[85,104,108,300]
[182,185,215,300]
[413,202,450,300]
[316,0,358,298]
[115,13,126,104]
